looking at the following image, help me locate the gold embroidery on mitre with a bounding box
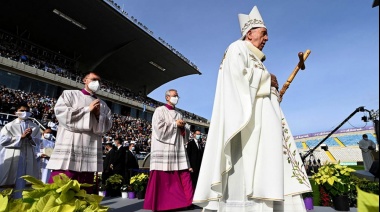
[241,19,265,32]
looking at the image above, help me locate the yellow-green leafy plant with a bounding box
[105,174,123,190]
[311,162,355,197]
[130,173,149,192]
[0,174,109,212]
[0,189,13,212]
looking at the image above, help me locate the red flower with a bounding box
[319,186,332,206]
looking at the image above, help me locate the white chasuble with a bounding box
[193,40,311,212]
[46,90,112,172]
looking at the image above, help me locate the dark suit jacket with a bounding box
[125,150,139,170]
[112,146,126,174]
[103,148,115,173]
[186,139,204,173]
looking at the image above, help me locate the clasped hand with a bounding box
[21,128,32,139]
[176,119,186,128]
[89,99,100,116]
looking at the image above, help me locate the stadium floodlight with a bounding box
[149,61,166,71]
[52,9,87,30]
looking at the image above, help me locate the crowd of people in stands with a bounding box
[0,32,207,122]
[0,85,207,155]
[0,85,151,152]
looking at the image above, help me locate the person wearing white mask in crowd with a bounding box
[46,71,112,193]
[0,103,41,198]
[35,128,55,183]
[144,89,193,211]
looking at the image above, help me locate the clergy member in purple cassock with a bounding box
[143,89,194,211]
[46,72,112,192]
[0,103,41,199]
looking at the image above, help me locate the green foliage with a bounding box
[98,184,106,191]
[0,174,108,212]
[105,174,123,190]
[130,173,148,192]
[311,162,356,196]
[350,176,379,195]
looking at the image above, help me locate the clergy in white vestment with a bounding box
[46,72,112,192]
[192,6,312,212]
[35,128,55,183]
[143,89,194,211]
[358,134,377,171]
[0,103,41,199]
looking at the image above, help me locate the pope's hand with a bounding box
[270,73,279,90]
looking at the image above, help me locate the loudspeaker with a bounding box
[369,160,380,178]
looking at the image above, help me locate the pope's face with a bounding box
[246,28,268,50]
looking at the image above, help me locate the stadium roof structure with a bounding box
[0,0,201,94]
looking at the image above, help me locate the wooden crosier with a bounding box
[279,49,311,102]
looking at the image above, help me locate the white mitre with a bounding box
[238,6,266,39]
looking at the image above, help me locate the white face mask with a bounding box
[131,147,135,151]
[44,133,52,140]
[195,135,201,140]
[16,111,32,120]
[169,96,179,105]
[88,80,100,92]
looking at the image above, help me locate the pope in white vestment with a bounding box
[193,6,311,212]
[0,104,41,199]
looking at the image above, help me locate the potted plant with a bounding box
[311,162,355,211]
[106,174,124,197]
[348,175,379,208]
[0,174,109,211]
[120,184,130,198]
[301,192,314,210]
[130,173,149,199]
[98,183,107,197]
[121,184,136,199]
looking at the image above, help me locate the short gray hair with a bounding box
[165,89,177,98]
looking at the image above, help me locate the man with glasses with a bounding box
[144,89,193,211]
[0,103,41,198]
[46,72,112,193]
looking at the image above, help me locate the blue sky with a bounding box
[114,0,379,136]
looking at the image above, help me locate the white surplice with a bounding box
[0,118,41,198]
[358,138,376,171]
[149,106,189,171]
[35,138,55,183]
[193,40,311,212]
[46,90,112,172]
